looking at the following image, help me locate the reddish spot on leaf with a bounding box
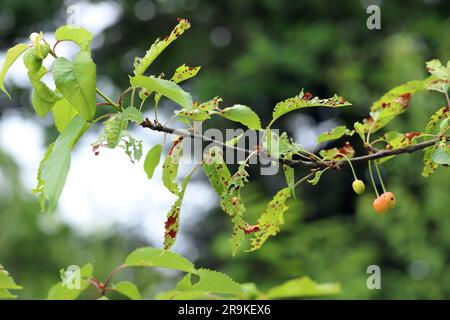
[303,92,313,101]
[395,93,411,109]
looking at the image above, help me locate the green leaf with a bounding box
[125,247,196,273]
[52,99,78,133]
[316,126,351,144]
[203,146,231,195]
[307,169,327,185]
[0,266,22,290]
[134,19,191,75]
[218,104,262,130]
[272,90,351,124]
[144,144,163,180]
[53,52,97,121]
[431,141,450,165]
[164,172,194,250]
[162,138,183,195]
[113,281,142,300]
[176,269,243,295]
[122,106,144,124]
[422,147,439,177]
[267,276,341,299]
[54,25,93,52]
[47,264,93,300]
[40,116,89,211]
[249,188,291,251]
[0,43,29,98]
[130,75,193,109]
[0,265,21,299]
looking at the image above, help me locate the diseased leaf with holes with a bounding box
[271,90,351,124]
[267,276,340,299]
[47,264,93,300]
[175,269,243,295]
[218,105,262,130]
[203,146,231,195]
[425,106,449,134]
[319,142,354,161]
[0,264,22,299]
[164,172,193,250]
[220,164,249,255]
[361,79,430,133]
[162,138,183,195]
[0,43,29,98]
[113,281,141,300]
[54,25,93,52]
[171,64,201,84]
[249,187,291,251]
[425,59,450,93]
[134,18,191,75]
[52,99,78,133]
[122,106,144,124]
[316,126,351,144]
[122,135,143,163]
[144,144,163,180]
[422,146,439,177]
[130,75,192,109]
[377,131,422,163]
[432,141,450,165]
[40,116,89,211]
[125,247,195,273]
[53,52,96,121]
[308,169,327,185]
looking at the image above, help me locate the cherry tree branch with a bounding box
[140,118,441,169]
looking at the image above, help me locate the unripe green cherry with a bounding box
[352,179,365,195]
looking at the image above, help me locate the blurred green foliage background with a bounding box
[0,0,449,299]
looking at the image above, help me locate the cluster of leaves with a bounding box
[44,247,339,300]
[0,19,448,262]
